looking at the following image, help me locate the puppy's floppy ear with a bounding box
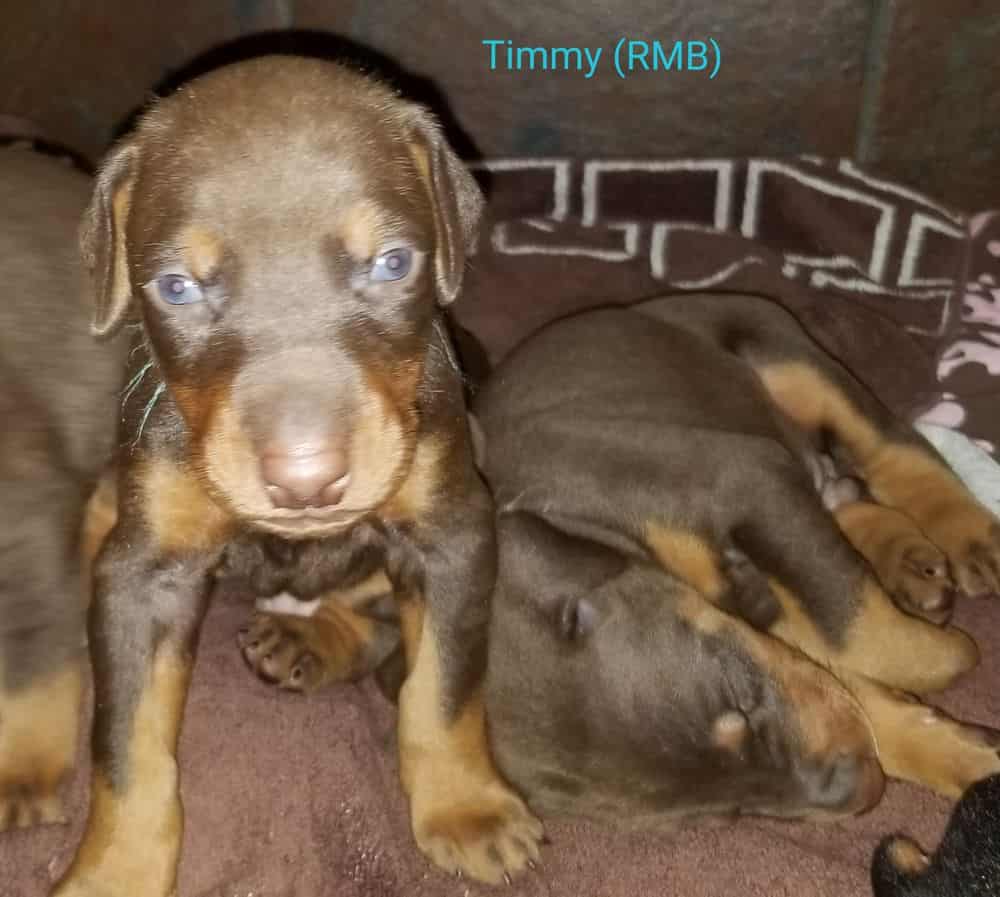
[80,140,138,338]
[407,109,484,306]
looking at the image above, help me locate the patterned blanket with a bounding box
[457,157,1000,454]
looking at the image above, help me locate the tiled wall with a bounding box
[1,1,997,208]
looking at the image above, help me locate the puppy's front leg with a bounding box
[395,490,543,884]
[52,473,225,897]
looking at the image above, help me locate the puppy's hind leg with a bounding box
[0,468,99,830]
[729,470,977,695]
[842,671,1000,798]
[746,323,1000,600]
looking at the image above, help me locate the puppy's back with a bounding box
[0,147,124,476]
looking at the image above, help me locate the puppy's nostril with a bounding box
[261,446,350,510]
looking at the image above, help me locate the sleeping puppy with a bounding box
[0,144,125,829]
[871,774,1000,896]
[241,293,1000,830]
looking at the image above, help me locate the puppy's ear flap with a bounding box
[80,141,138,338]
[407,110,484,306]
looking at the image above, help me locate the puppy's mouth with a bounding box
[248,506,372,537]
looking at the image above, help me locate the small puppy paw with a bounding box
[0,788,66,830]
[925,512,1000,600]
[891,541,956,624]
[0,664,81,831]
[414,784,544,884]
[237,612,323,692]
[719,547,780,629]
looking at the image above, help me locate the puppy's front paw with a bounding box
[413,780,544,884]
[51,876,131,897]
[926,511,1000,599]
[238,612,324,692]
[0,788,66,830]
[719,547,780,629]
[890,541,956,624]
[0,665,81,831]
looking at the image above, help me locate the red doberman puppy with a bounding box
[52,56,541,896]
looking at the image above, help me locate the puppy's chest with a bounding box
[214,520,420,599]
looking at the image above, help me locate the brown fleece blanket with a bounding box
[4,158,1000,897]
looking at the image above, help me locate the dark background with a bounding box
[3,0,999,209]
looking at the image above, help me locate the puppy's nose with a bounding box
[261,445,350,509]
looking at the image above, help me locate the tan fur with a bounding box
[767,579,976,694]
[181,226,223,283]
[54,647,190,897]
[641,573,877,795]
[842,673,1000,798]
[757,361,1000,597]
[383,435,444,524]
[711,712,750,755]
[886,838,930,874]
[106,182,133,314]
[397,600,543,883]
[0,663,83,829]
[80,470,117,581]
[139,459,233,555]
[835,500,953,620]
[337,202,380,261]
[242,585,388,691]
[644,524,727,601]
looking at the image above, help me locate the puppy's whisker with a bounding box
[132,380,166,450]
[120,359,154,412]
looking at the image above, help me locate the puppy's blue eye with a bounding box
[370,248,412,283]
[156,274,204,305]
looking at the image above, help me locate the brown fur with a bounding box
[0,147,127,832]
[53,56,538,896]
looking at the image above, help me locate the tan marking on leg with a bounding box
[52,647,190,897]
[81,469,118,585]
[644,524,727,601]
[835,501,954,622]
[842,672,1000,797]
[768,578,976,694]
[759,362,1000,597]
[757,362,882,461]
[139,459,232,556]
[0,662,83,829]
[397,595,543,884]
[335,569,393,610]
[886,837,930,875]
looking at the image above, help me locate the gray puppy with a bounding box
[0,144,124,829]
